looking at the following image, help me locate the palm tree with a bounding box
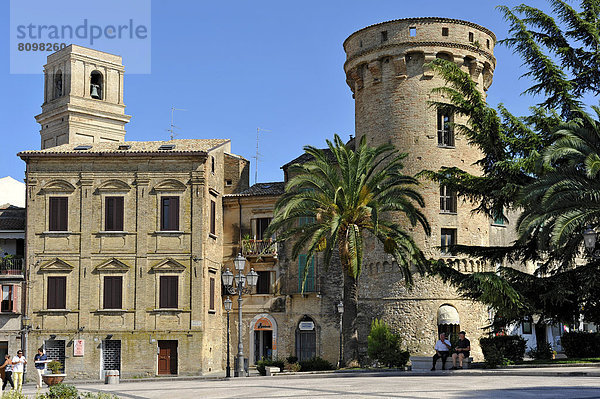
[266,134,430,364]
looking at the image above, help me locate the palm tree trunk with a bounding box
[342,272,359,365]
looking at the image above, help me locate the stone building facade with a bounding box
[343,18,499,359]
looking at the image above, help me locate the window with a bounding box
[210,200,216,235]
[160,197,179,231]
[103,276,122,309]
[409,27,416,37]
[486,39,490,49]
[211,156,215,174]
[440,186,457,213]
[90,71,103,99]
[437,110,454,147]
[255,218,271,240]
[442,27,449,36]
[298,255,315,292]
[381,31,388,42]
[256,271,271,294]
[159,276,178,308]
[49,197,68,231]
[522,320,533,334]
[469,32,474,42]
[440,229,457,255]
[1,285,13,312]
[209,277,216,312]
[47,276,66,309]
[225,179,233,187]
[54,70,63,98]
[105,197,124,231]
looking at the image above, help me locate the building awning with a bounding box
[437,305,460,325]
[0,232,24,240]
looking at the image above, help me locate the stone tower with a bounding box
[35,45,131,149]
[343,18,497,358]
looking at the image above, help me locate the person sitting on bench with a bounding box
[431,332,452,371]
[451,331,471,370]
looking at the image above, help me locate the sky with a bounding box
[0,0,551,185]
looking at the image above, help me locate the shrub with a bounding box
[286,356,298,364]
[527,342,553,360]
[480,335,526,368]
[45,383,79,399]
[284,361,301,372]
[298,357,334,371]
[256,358,285,376]
[47,360,63,374]
[561,332,600,358]
[367,319,410,368]
[4,390,27,399]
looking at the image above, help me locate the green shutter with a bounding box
[298,255,316,293]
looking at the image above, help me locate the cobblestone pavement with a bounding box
[20,370,600,399]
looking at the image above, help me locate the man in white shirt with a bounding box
[11,350,26,391]
[431,332,452,371]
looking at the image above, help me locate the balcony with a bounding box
[241,239,277,259]
[0,257,24,279]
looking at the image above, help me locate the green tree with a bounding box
[367,319,410,368]
[267,134,429,363]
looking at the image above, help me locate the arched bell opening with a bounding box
[54,70,63,99]
[90,71,104,100]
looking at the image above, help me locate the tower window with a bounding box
[409,27,416,37]
[442,27,449,36]
[440,186,457,213]
[468,32,474,42]
[359,40,363,48]
[90,71,103,100]
[437,110,455,147]
[211,156,215,174]
[486,39,490,49]
[381,31,388,42]
[440,228,457,255]
[54,70,63,99]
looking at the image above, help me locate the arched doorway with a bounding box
[295,315,317,361]
[437,304,460,338]
[249,314,277,364]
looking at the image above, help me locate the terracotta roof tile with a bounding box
[226,182,285,197]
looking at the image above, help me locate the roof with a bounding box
[18,139,230,158]
[280,149,335,170]
[0,205,25,231]
[226,182,285,198]
[0,177,25,208]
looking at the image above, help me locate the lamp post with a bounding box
[337,300,344,368]
[583,226,600,259]
[221,254,258,377]
[223,296,232,378]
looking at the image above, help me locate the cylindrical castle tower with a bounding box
[343,18,496,359]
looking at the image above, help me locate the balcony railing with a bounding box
[0,257,24,277]
[241,239,277,258]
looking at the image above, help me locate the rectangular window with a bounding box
[442,27,449,36]
[211,156,215,174]
[209,277,216,312]
[469,32,474,42]
[440,186,457,213]
[437,110,455,147]
[160,197,180,231]
[440,228,457,255]
[255,218,271,240]
[105,197,124,231]
[103,276,123,309]
[159,276,178,308]
[47,276,66,309]
[210,200,216,235]
[522,320,533,334]
[1,285,13,312]
[486,39,490,49]
[409,26,416,37]
[298,255,315,292]
[381,31,388,42]
[49,197,68,231]
[256,271,271,294]
[493,211,505,225]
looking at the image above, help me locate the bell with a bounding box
[90,84,101,99]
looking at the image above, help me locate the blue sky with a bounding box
[1,0,549,184]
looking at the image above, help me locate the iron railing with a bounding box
[241,239,277,258]
[0,257,24,276]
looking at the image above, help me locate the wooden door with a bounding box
[158,340,178,375]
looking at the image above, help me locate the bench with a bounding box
[409,355,472,370]
[265,366,281,376]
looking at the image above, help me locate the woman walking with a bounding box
[0,354,14,391]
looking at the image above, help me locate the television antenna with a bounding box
[167,107,187,140]
[254,127,271,185]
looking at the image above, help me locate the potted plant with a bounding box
[41,360,66,386]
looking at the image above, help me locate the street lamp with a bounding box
[337,300,344,368]
[221,254,258,377]
[223,296,233,378]
[583,226,600,259]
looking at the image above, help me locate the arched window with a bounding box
[295,315,316,361]
[54,70,63,99]
[90,71,103,100]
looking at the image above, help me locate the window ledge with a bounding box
[93,309,134,314]
[439,212,458,216]
[209,233,217,240]
[153,231,186,236]
[208,310,216,314]
[37,309,77,314]
[0,312,20,316]
[437,145,456,149]
[96,231,132,236]
[149,308,191,313]
[41,231,75,236]
[491,223,506,228]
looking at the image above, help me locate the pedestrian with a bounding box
[451,331,471,370]
[0,354,14,391]
[431,332,452,371]
[34,347,47,389]
[11,350,26,391]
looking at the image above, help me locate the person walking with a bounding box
[0,354,14,391]
[450,331,471,370]
[431,332,452,371]
[34,348,47,389]
[11,350,26,391]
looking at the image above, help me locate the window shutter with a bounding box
[47,278,56,309]
[159,276,168,308]
[105,197,112,230]
[160,198,167,231]
[59,198,68,231]
[57,277,66,309]
[172,197,180,231]
[210,200,216,235]
[169,276,178,308]
[115,197,124,231]
[115,276,122,309]
[49,198,58,231]
[298,255,306,292]
[103,277,111,309]
[209,277,215,311]
[12,285,18,313]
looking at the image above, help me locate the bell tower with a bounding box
[35,45,132,149]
